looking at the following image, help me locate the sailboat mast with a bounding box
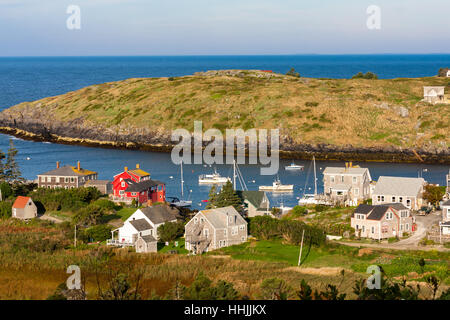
[181,161,184,198]
[233,159,236,190]
[313,156,317,196]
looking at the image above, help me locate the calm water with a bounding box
[0,55,449,209]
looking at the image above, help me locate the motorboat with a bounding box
[198,168,231,184]
[259,178,293,192]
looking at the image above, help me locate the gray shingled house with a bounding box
[185,206,248,254]
[37,161,98,189]
[372,176,425,210]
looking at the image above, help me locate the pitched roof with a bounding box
[129,168,150,177]
[373,176,425,197]
[323,167,370,176]
[85,180,111,186]
[12,196,32,209]
[199,206,247,229]
[129,218,153,231]
[125,179,165,192]
[442,200,450,206]
[353,203,408,220]
[141,205,179,224]
[140,235,157,243]
[39,165,97,177]
[236,190,265,208]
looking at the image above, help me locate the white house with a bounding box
[423,86,445,104]
[441,200,450,235]
[447,70,450,77]
[109,205,179,246]
[372,176,426,210]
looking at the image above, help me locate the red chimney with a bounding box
[77,161,80,171]
[56,161,60,169]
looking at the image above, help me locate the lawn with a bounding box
[158,238,188,254]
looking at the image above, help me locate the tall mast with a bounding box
[313,156,317,196]
[233,159,236,190]
[181,161,184,198]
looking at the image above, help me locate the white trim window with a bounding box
[231,226,238,235]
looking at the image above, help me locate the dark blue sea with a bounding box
[0,55,449,209]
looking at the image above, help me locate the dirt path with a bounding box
[38,214,63,224]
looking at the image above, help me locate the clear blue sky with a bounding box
[0,0,449,56]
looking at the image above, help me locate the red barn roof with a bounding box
[13,196,32,209]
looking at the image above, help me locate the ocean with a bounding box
[0,55,449,209]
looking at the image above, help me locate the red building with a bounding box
[112,164,166,205]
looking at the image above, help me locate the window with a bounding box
[341,176,344,182]
[229,216,233,223]
[405,223,409,231]
[381,196,385,202]
[400,224,403,231]
[194,218,198,224]
[330,176,335,183]
[399,197,403,203]
[406,199,411,207]
[362,226,365,232]
[70,177,75,183]
[392,197,396,202]
[232,226,238,235]
[47,177,51,182]
[241,236,245,241]
[239,225,245,230]
[354,188,359,196]
[371,227,374,233]
[204,229,209,237]
[353,176,357,183]
[377,196,381,202]
[224,229,227,236]
[121,182,125,187]
[131,192,136,196]
[119,190,124,195]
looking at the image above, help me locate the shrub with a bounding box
[291,205,307,217]
[30,187,102,212]
[352,72,378,80]
[84,224,113,242]
[0,201,12,219]
[72,204,106,226]
[305,101,319,107]
[286,68,300,78]
[314,205,327,212]
[157,221,184,243]
[259,278,292,300]
[0,182,13,199]
[93,199,117,212]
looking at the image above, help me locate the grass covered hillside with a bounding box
[1,70,449,156]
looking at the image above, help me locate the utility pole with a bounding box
[298,229,305,266]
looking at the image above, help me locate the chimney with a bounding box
[345,162,348,169]
[124,166,128,172]
[136,164,140,169]
[77,161,80,171]
[349,162,353,168]
[56,161,60,169]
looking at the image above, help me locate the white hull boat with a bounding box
[259,178,293,192]
[285,162,304,171]
[199,168,231,184]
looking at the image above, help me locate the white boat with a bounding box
[298,194,318,205]
[259,178,294,192]
[198,168,231,184]
[170,161,192,207]
[285,162,304,171]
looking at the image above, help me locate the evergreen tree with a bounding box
[4,139,22,183]
[205,185,218,209]
[214,181,242,210]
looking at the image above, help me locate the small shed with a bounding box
[423,86,445,104]
[12,196,37,220]
[135,235,157,253]
[85,180,113,195]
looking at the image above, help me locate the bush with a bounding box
[83,224,113,242]
[388,237,399,243]
[157,221,184,243]
[72,204,106,226]
[93,199,117,212]
[314,205,327,212]
[352,72,378,80]
[291,206,307,217]
[0,182,13,199]
[286,68,300,78]
[30,187,102,212]
[0,201,12,219]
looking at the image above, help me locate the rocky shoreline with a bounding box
[0,119,448,164]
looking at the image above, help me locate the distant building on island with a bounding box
[322,163,372,206]
[12,196,37,220]
[37,161,98,189]
[112,164,166,205]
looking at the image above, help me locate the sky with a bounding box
[0,0,449,56]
